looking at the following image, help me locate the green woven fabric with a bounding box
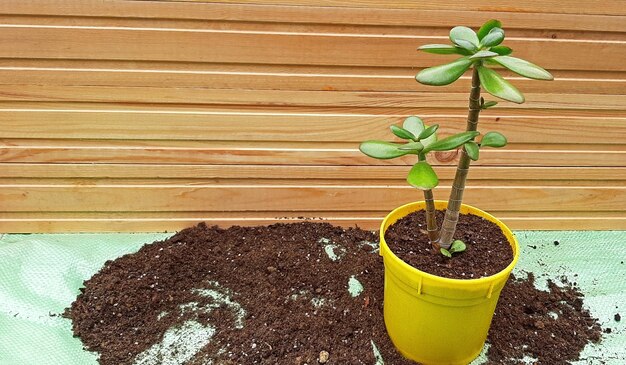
[0,231,624,364]
[0,233,170,365]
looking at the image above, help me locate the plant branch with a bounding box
[417,153,439,246]
[423,188,439,247]
[437,66,481,249]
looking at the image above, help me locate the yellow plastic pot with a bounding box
[380,201,520,365]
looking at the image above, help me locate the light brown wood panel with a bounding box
[1,67,625,94]
[0,1,623,232]
[1,140,624,167]
[0,211,624,233]
[4,13,626,45]
[1,177,622,187]
[151,0,626,16]
[0,26,624,71]
[4,101,624,118]
[0,184,623,212]
[0,85,624,111]
[2,110,624,144]
[1,1,625,31]
[2,164,625,181]
[0,66,621,94]
[2,211,623,219]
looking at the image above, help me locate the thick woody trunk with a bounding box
[438,67,481,249]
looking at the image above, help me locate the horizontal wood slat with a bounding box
[1,110,624,144]
[0,185,622,212]
[0,1,624,231]
[3,101,624,117]
[2,211,622,219]
[1,26,625,71]
[0,85,624,110]
[1,178,621,188]
[2,164,625,181]
[1,67,625,94]
[1,1,625,27]
[172,1,626,16]
[2,140,624,167]
[0,211,623,233]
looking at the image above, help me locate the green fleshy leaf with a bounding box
[390,125,416,140]
[470,50,499,60]
[416,57,472,86]
[359,141,410,159]
[423,131,480,153]
[418,124,439,140]
[398,141,424,152]
[421,130,437,148]
[480,28,505,47]
[417,44,471,55]
[407,161,439,190]
[454,39,478,52]
[449,240,467,253]
[480,131,508,148]
[476,65,525,104]
[402,116,425,136]
[490,46,512,56]
[491,56,554,80]
[449,26,479,49]
[464,142,480,161]
[477,19,502,40]
[482,100,498,109]
[440,248,452,258]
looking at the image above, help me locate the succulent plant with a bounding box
[360,20,553,254]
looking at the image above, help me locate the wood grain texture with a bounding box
[0,185,623,212]
[0,211,623,233]
[0,85,624,110]
[1,164,624,181]
[2,110,624,144]
[2,2,625,31]
[1,67,625,94]
[0,26,624,71]
[133,0,626,16]
[1,140,624,167]
[0,0,624,231]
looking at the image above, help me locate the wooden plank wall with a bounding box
[0,0,624,232]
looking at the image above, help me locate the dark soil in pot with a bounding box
[384,210,514,279]
[66,221,603,365]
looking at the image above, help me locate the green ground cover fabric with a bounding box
[0,231,624,364]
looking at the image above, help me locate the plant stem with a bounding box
[423,188,439,248]
[417,153,439,247]
[437,67,481,249]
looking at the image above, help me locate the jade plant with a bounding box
[360,20,553,257]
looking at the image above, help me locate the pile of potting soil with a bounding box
[66,219,604,365]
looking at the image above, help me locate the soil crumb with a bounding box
[66,222,603,365]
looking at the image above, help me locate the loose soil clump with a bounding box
[66,219,603,365]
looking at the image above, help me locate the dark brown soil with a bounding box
[485,273,603,365]
[66,221,603,365]
[384,210,514,279]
